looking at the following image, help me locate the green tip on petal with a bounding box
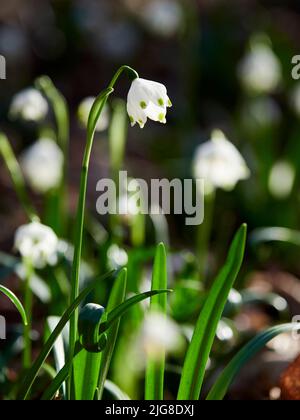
[168,99,172,107]
[158,98,164,107]
[138,119,145,128]
[140,101,147,109]
[129,116,134,123]
[158,113,166,123]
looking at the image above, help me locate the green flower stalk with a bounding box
[67,66,172,398]
[22,258,33,370]
[35,76,69,235]
[0,133,37,222]
[67,66,139,396]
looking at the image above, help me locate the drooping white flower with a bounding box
[238,37,281,94]
[20,138,64,194]
[193,130,250,194]
[14,222,59,269]
[10,88,48,122]
[127,78,172,128]
[78,97,110,132]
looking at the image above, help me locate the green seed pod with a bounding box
[78,303,108,353]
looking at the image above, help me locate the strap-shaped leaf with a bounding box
[17,271,115,400]
[0,284,28,326]
[177,224,247,400]
[207,323,300,400]
[41,286,171,400]
[145,243,168,400]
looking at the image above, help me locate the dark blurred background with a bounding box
[1,0,300,266]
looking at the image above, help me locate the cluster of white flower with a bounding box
[14,222,59,269]
[10,88,48,122]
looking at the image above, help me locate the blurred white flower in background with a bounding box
[193,130,250,195]
[107,244,128,269]
[20,138,64,194]
[238,36,282,94]
[139,0,183,38]
[78,97,110,132]
[9,88,48,122]
[139,312,184,361]
[15,222,59,269]
[268,161,295,200]
[127,78,172,128]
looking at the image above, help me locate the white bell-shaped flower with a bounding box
[238,37,281,94]
[15,222,59,269]
[20,138,64,194]
[127,78,172,128]
[10,88,48,122]
[193,130,250,194]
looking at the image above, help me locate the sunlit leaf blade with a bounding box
[177,224,247,400]
[42,283,170,400]
[103,289,172,331]
[250,227,300,247]
[207,323,300,400]
[17,271,114,400]
[145,243,168,400]
[97,268,127,399]
[104,380,130,400]
[0,284,28,326]
[73,270,127,401]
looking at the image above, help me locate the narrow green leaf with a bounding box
[41,343,82,400]
[42,284,170,400]
[145,243,168,400]
[207,323,300,400]
[74,269,127,401]
[177,224,247,400]
[0,284,28,326]
[97,268,127,399]
[17,271,114,400]
[103,289,172,332]
[251,227,300,247]
[0,133,37,221]
[104,380,131,400]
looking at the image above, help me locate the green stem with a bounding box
[197,189,216,281]
[23,259,33,371]
[67,66,138,399]
[35,76,69,235]
[0,133,37,222]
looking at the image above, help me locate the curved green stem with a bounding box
[67,66,138,399]
[22,259,33,371]
[35,76,69,235]
[0,133,38,222]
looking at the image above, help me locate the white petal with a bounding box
[145,102,167,124]
[127,100,147,128]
